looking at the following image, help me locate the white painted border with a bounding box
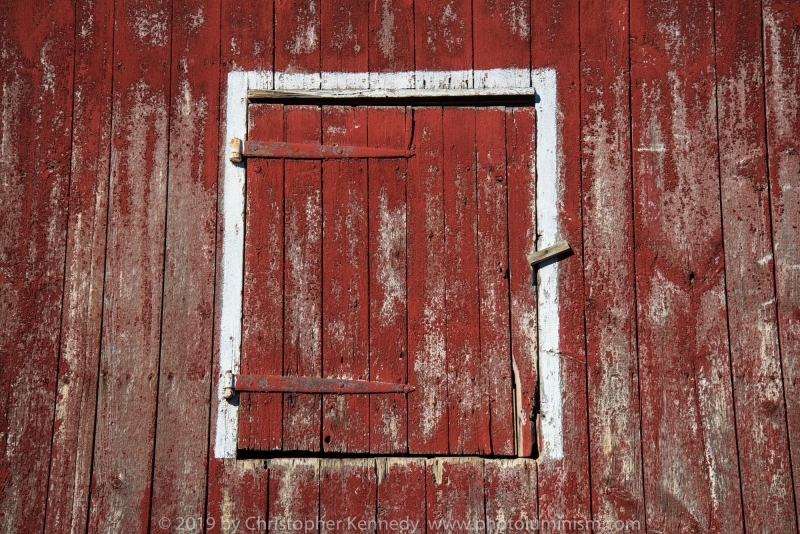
[533,69,563,461]
[215,68,561,459]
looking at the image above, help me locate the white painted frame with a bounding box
[215,68,562,460]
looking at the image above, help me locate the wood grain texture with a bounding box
[443,107,490,455]
[414,0,473,87]
[426,458,485,534]
[579,0,645,526]
[150,0,221,525]
[240,104,285,451]
[484,459,537,533]
[268,459,320,533]
[320,0,368,87]
[0,0,75,531]
[207,459,269,534]
[275,0,320,88]
[407,107,449,454]
[87,0,171,529]
[283,105,323,451]
[207,0,273,521]
[506,107,538,457]
[762,0,800,526]
[368,0,415,76]
[321,107,370,453]
[473,0,531,71]
[714,0,796,530]
[44,0,112,530]
[368,107,409,453]
[376,458,426,533]
[475,107,514,455]
[319,459,377,534]
[630,0,744,530]
[531,0,592,520]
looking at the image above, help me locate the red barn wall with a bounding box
[0,0,798,532]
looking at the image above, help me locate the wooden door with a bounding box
[238,103,537,457]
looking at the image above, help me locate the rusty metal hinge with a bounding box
[229,374,415,395]
[229,138,413,162]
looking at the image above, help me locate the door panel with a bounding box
[240,104,536,456]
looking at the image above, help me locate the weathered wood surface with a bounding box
[43,0,112,530]
[0,1,74,532]
[531,0,592,523]
[763,0,800,527]
[87,0,172,530]
[150,0,221,527]
[406,106,449,454]
[715,0,795,529]
[579,0,645,527]
[0,0,798,530]
[240,103,285,451]
[630,0,744,531]
[282,104,323,451]
[367,106,409,454]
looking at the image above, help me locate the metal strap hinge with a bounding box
[228,374,415,395]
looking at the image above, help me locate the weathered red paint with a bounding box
[368,106,410,454]
[579,0,645,526]
[282,104,324,452]
[240,103,285,452]
[531,0,593,523]
[1,0,798,530]
[716,0,796,529]
[630,0,743,530]
[244,140,412,159]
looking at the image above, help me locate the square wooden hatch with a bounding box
[235,96,538,458]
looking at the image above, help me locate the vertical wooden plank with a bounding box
[376,458,426,534]
[484,459,538,533]
[368,0,414,88]
[208,0,273,522]
[426,458,485,534]
[763,0,800,525]
[274,0,320,89]
[319,0,368,88]
[368,107,409,454]
[207,460,269,534]
[506,107,537,458]
[321,106,370,453]
[476,107,514,456]
[319,459,377,534]
[629,0,744,530]
[222,0,273,73]
[414,0,473,88]
[579,0,646,526]
[239,104,285,451]
[268,459,320,533]
[43,0,112,530]
[0,0,75,531]
[150,0,221,525]
[531,0,592,520]
[283,105,323,452]
[473,0,531,81]
[87,0,172,529]
[407,107,449,454]
[715,0,796,530]
[444,107,490,455]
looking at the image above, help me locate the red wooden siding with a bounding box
[1,0,798,532]
[239,104,531,457]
